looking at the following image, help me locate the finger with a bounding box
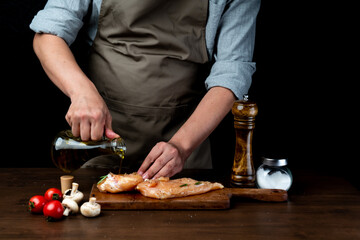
[66,107,80,137]
[138,151,162,178]
[80,120,91,141]
[91,118,105,141]
[143,155,169,179]
[152,160,178,179]
[104,114,120,139]
[71,122,80,138]
[65,114,71,126]
[138,143,165,177]
[105,128,120,139]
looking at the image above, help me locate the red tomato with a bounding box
[44,188,63,202]
[43,200,64,221]
[28,195,46,214]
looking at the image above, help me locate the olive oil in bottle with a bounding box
[51,130,126,173]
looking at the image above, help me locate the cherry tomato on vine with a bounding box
[44,188,63,202]
[28,195,46,214]
[43,200,64,221]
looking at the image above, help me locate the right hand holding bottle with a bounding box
[65,93,119,141]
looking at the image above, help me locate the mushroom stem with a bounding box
[71,183,79,196]
[62,198,79,216]
[89,197,96,205]
[64,182,84,204]
[63,208,71,216]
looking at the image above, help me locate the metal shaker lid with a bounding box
[261,157,288,167]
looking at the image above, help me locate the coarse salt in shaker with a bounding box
[256,157,293,191]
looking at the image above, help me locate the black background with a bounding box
[0,1,356,187]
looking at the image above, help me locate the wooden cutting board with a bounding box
[90,184,288,210]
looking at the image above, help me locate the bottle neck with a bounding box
[55,130,126,152]
[110,138,126,156]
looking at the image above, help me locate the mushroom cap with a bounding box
[64,183,84,204]
[62,198,79,216]
[80,198,101,217]
[64,190,84,204]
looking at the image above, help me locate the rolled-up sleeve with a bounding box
[29,0,91,46]
[205,0,261,99]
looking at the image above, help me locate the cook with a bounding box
[30,0,260,179]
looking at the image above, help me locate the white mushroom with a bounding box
[80,197,101,217]
[62,198,79,216]
[64,182,84,204]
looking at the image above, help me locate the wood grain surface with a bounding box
[0,168,359,240]
[91,185,288,210]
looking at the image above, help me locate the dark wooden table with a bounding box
[0,168,359,240]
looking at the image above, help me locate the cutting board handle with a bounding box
[228,188,288,202]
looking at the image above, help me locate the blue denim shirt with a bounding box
[30,0,260,99]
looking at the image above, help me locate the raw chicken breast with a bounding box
[136,177,224,199]
[97,172,143,193]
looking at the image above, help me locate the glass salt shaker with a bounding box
[256,157,293,191]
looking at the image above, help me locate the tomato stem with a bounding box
[52,193,60,200]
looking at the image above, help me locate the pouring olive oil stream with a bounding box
[51,130,126,173]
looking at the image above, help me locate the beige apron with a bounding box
[86,0,212,171]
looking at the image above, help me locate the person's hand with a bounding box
[32,33,119,141]
[138,141,187,179]
[65,93,119,141]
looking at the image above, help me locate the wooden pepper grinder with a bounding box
[231,95,258,187]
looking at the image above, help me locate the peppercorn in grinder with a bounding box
[231,95,258,187]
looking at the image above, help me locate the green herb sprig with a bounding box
[97,175,108,184]
[180,182,202,187]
